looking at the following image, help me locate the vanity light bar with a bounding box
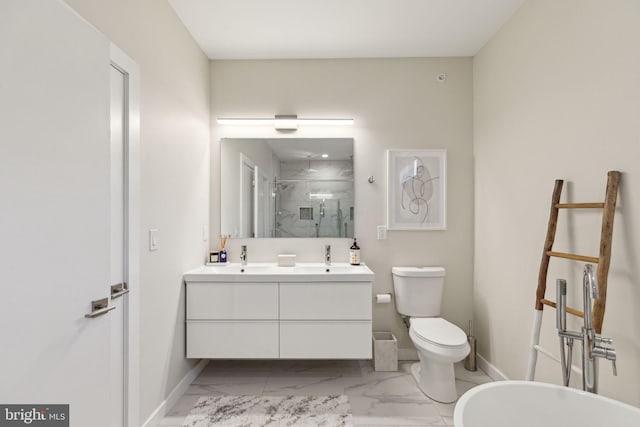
[216,116,354,127]
[299,119,354,126]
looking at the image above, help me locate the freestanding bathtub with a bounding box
[454,380,640,427]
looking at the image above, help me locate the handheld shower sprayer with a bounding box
[585,264,598,300]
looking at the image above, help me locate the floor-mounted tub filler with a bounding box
[453,381,640,427]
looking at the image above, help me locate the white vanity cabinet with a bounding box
[184,263,374,359]
[279,282,372,358]
[185,282,279,358]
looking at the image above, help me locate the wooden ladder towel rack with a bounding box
[535,170,620,334]
[527,170,621,381]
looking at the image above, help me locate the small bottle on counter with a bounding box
[350,238,361,265]
[219,234,229,263]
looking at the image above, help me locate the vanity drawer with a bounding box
[280,282,372,320]
[280,321,372,359]
[186,321,279,358]
[186,282,278,320]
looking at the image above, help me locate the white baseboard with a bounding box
[141,359,209,427]
[477,353,509,381]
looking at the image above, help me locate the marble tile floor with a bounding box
[158,360,493,427]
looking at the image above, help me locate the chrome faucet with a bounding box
[325,244,331,266]
[582,264,617,390]
[556,264,617,393]
[240,245,247,266]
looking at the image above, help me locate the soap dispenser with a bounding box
[350,238,361,265]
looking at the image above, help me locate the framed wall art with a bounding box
[387,149,446,230]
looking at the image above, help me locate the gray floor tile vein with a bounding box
[165,359,491,426]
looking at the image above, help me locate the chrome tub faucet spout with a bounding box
[325,244,331,266]
[556,264,617,393]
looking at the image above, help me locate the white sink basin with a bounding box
[291,264,369,275]
[207,264,278,275]
[184,262,374,282]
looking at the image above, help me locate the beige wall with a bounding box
[474,0,640,405]
[210,58,474,352]
[63,0,210,423]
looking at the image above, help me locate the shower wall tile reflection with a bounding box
[275,160,354,238]
[280,160,354,180]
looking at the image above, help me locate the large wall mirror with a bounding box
[220,138,354,238]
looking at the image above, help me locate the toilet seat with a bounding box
[410,318,468,348]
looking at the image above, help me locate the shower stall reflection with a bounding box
[273,178,354,238]
[220,138,354,238]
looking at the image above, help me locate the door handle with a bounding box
[111,282,129,299]
[84,297,116,318]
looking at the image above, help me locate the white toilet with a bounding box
[392,266,470,403]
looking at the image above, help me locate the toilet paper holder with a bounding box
[376,293,392,304]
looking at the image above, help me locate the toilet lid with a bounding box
[411,318,467,347]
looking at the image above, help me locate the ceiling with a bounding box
[168,0,524,60]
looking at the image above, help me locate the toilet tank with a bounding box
[392,267,445,317]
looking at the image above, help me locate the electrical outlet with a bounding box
[377,225,387,240]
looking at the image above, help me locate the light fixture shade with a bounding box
[274,115,298,130]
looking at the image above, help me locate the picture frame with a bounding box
[386,149,447,230]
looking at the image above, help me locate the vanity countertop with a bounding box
[184,262,374,282]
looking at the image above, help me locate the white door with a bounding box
[258,174,269,238]
[110,64,128,427]
[0,1,113,425]
[240,154,256,238]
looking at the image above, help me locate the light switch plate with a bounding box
[377,225,387,240]
[149,228,159,251]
